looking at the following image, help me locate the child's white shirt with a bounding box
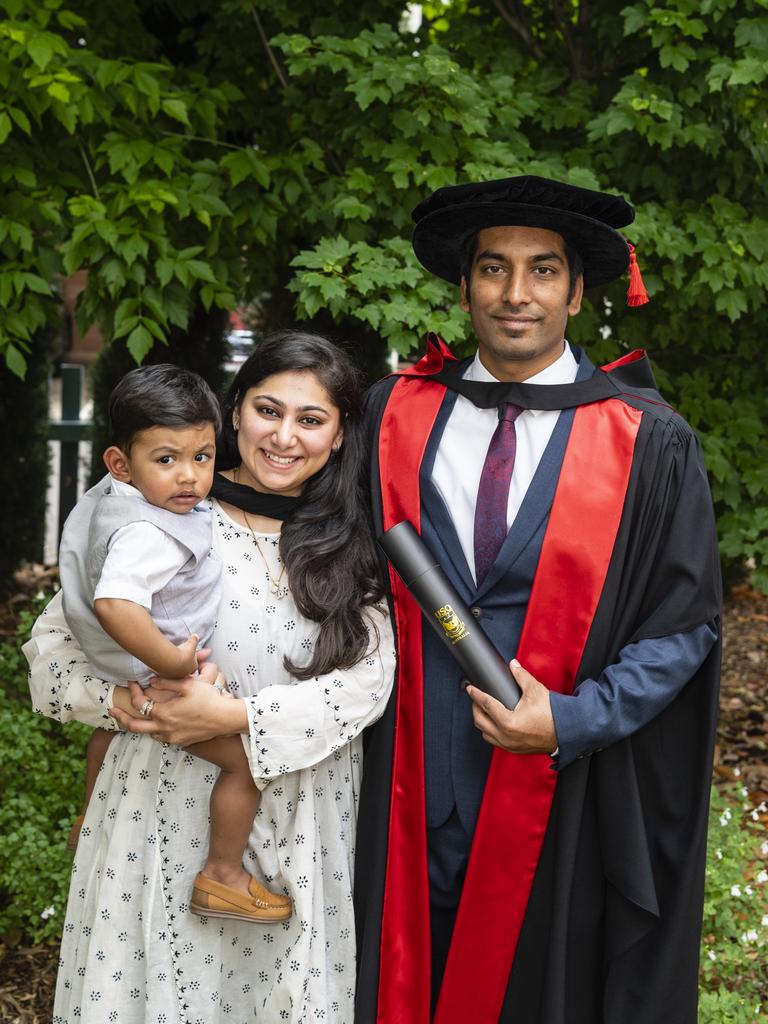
[93,476,191,609]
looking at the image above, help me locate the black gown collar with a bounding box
[426,365,619,410]
[400,334,660,411]
[421,345,658,411]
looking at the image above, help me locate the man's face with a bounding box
[460,225,583,381]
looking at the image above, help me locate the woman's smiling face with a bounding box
[232,370,343,496]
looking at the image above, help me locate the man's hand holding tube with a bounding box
[466,658,558,755]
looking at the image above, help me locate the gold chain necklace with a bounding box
[241,509,287,598]
[233,468,287,599]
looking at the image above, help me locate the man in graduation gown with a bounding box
[353,176,722,1024]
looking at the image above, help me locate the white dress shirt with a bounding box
[431,342,578,582]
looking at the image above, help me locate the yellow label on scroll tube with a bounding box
[434,604,469,644]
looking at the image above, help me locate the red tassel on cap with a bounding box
[626,241,649,307]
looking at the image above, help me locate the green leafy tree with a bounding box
[0,0,273,369]
[278,0,768,588]
[1,0,766,585]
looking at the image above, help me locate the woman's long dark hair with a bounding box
[218,330,384,679]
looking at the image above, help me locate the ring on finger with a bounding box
[139,699,155,718]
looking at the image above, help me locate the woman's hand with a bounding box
[110,683,144,719]
[111,649,215,718]
[135,680,182,705]
[109,661,249,747]
[133,645,216,705]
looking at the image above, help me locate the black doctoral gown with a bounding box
[354,350,722,1024]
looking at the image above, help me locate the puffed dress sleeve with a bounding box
[23,590,119,730]
[244,602,396,785]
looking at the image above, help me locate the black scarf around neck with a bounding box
[209,473,302,520]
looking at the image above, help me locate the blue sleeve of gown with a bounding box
[548,620,718,770]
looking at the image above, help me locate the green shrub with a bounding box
[699,783,767,1022]
[0,593,90,945]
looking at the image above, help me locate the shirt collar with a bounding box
[466,342,579,416]
[109,474,145,500]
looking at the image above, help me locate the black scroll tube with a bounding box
[378,521,522,710]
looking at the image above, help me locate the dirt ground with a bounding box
[715,585,768,800]
[1,584,766,1023]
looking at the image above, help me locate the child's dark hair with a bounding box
[108,364,222,452]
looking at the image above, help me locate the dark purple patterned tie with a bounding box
[473,403,523,585]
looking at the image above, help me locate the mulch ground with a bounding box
[1,582,766,1023]
[715,585,768,801]
[0,946,57,1024]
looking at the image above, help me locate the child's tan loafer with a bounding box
[189,873,292,923]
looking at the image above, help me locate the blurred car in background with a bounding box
[223,328,254,374]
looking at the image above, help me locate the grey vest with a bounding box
[59,476,221,684]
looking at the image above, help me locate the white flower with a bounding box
[762,841,768,856]
[734,767,741,777]
[757,871,768,884]
[707,949,717,961]
[741,786,749,798]
[745,885,753,896]
[762,914,768,927]
[741,930,759,943]
[715,848,723,860]
[731,884,742,897]
[752,810,761,821]
[40,904,55,920]
[758,802,767,813]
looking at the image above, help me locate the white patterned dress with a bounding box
[25,500,396,1024]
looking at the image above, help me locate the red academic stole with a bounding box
[376,337,642,1023]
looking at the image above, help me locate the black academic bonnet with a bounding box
[411,175,636,290]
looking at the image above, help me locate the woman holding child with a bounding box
[25,332,395,1024]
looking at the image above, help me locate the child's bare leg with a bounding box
[67,728,114,852]
[82,728,115,812]
[187,736,260,895]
